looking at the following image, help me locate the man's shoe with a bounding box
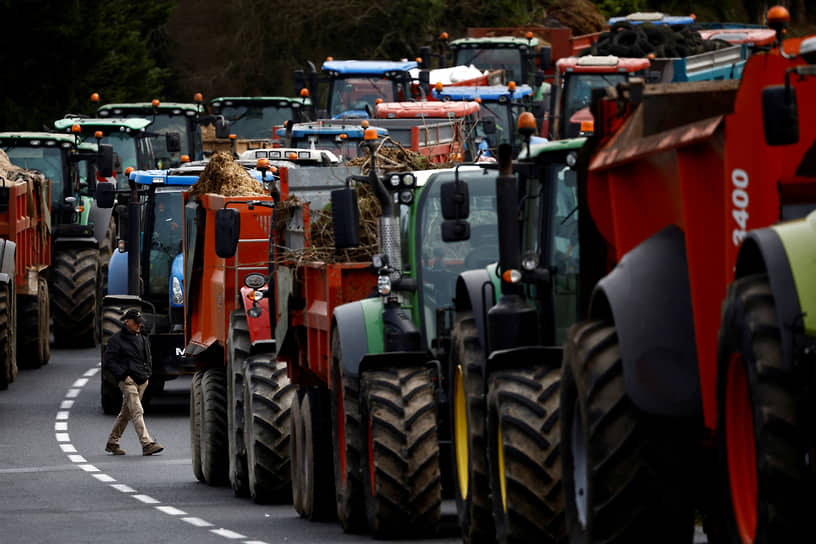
[142,442,164,456]
[105,442,126,455]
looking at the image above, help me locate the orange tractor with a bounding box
[559,10,816,543]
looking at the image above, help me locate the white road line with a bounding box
[156,506,187,516]
[58,364,262,542]
[211,528,246,539]
[182,517,213,528]
[65,388,80,398]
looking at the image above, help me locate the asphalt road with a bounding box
[0,346,461,544]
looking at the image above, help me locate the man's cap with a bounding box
[122,309,143,323]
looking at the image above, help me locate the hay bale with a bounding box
[189,151,266,197]
[347,137,451,173]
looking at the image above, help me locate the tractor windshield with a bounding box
[3,145,66,208]
[329,78,396,118]
[417,169,498,347]
[84,132,154,189]
[562,73,627,136]
[143,188,185,306]
[218,104,295,139]
[120,112,192,168]
[454,47,524,83]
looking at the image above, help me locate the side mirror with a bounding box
[538,47,552,72]
[165,132,182,153]
[293,69,306,96]
[441,220,470,242]
[96,182,115,209]
[420,46,431,69]
[762,85,799,146]
[440,180,469,220]
[97,144,114,178]
[419,69,431,98]
[331,186,361,249]
[215,208,241,258]
[215,117,231,139]
[480,118,497,135]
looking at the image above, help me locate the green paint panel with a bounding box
[360,298,385,355]
[79,196,93,225]
[772,211,816,336]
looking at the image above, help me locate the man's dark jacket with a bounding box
[103,324,152,384]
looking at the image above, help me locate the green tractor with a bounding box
[53,117,158,344]
[444,135,583,543]
[0,131,114,347]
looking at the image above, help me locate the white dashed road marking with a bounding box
[55,363,269,544]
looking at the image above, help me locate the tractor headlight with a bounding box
[172,276,183,305]
[377,274,392,296]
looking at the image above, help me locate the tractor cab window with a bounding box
[454,48,525,83]
[120,113,191,168]
[4,145,66,209]
[563,73,627,128]
[418,169,498,348]
[330,78,395,118]
[84,132,154,190]
[548,162,579,341]
[218,104,294,140]
[145,188,184,303]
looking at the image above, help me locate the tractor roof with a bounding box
[129,168,201,186]
[517,137,587,160]
[556,55,651,73]
[209,96,310,107]
[238,147,341,165]
[0,131,96,152]
[433,84,534,101]
[449,36,538,49]
[375,100,480,118]
[608,12,695,26]
[97,102,200,116]
[321,60,418,75]
[285,122,388,139]
[54,117,152,132]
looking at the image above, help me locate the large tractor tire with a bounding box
[0,282,14,390]
[17,277,50,369]
[99,300,140,415]
[227,311,250,497]
[486,366,566,544]
[52,247,98,347]
[242,354,295,503]
[200,367,229,486]
[360,366,442,538]
[561,320,695,544]
[300,386,336,521]
[449,311,494,543]
[330,330,368,532]
[716,274,809,543]
[191,370,205,482]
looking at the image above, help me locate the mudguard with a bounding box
[107,249,129,296]
[453,266,498,350]
[240,284,274,348]
[0,239,15,283]
[87,201,114,247]
[589,225,702,417]
[736,212,816,369]
[333,299,376,379]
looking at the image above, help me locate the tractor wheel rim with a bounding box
[725,353,757,544]
[497,421,507,511]
[571,398,588,529]
[453,365,469,499]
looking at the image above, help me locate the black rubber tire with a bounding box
[243,354,295,503]
[360,367,441,538]
[291,387,306,516]
[200,367,229,486]
[17,277,49,368]
[52,247,98,347]
[0,282,13,390]
[716,274,809,543]
[227,310,250,497]
[99,300,140,414]
[98,215,116,266]
[449,311,494,543]
[486,366,566,544]
[191,370,205,482]
[300,386,336,521]
[561,320,695,544]
[330,330,367,532]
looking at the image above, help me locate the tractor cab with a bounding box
[279,120,388,161]
[209,96,312,143]
[448,36,544,87]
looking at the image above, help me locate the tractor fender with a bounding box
[736,213,816,371]
[0,239,15,282]
[87,202,113,246]
[107,249,129,296]
[453,267,498,350]
[239,285,274,347]
[589,225,702,417]
[53,236,98,249]
[333,297,383,379]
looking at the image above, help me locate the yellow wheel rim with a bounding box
[454,365,469,499]
[498,421,507,511]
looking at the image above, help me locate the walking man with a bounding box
[104,309,164,456]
